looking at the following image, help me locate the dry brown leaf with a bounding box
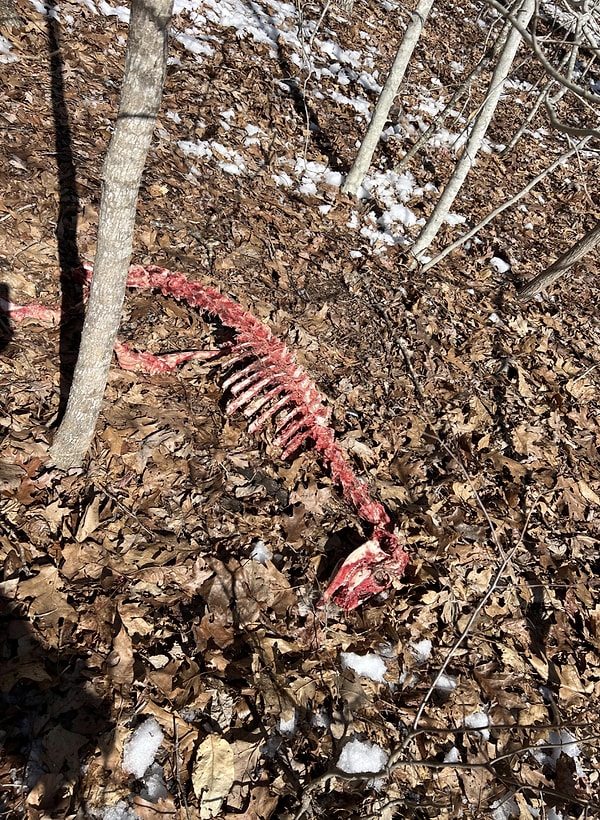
[224,782,279,820]
[192,735,235,818]
[0,460,26,491]
[17,565,77,646]
[107,616,135,688]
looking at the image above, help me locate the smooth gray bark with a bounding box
[49,0,173,469]
[0,0,22,26]
[517,220,600,302]
[341,0,434,197]
[410,0,535,264]
[421,141,587,274]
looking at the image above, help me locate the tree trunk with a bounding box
[421,140,586,273]
[410,0,535,264]
[49,0,173,469]
[0,0,23,27]
[394,15,510,174]
[340,0,434,197]
[517,220,600,303]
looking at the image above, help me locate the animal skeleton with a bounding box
[2,263,409,609]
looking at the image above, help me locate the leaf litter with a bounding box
[1,0,600,817]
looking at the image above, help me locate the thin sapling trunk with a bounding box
[49,0,174,469]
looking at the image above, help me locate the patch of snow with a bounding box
[488,312,505,326]
[340,651,387,683]
[173,30,215,58]
[378,203,420,230]
[323,169,343,188]
[329,90,372,117]
[101,801,139,820]
[0,35,18,63]
[354,169,424,245]
[97,0,130,23]
[30,0,59,18]
[141,763,169,801]
[464,710,490,740]
[445,212,467,226]
[272,171,293,187]
[312,711,330,729]
[435,673,458,692]
[122,718,164,779]
[178,138,246,175]
[244,123,265,145]
[203,0,280,54]
[491,793,520,820]
[318,40,362,69]
[279,711,296,735]
[177,139,212,159]
[251,539,272,564]
[419,96,445,116]
[357,71,382,94]
[298,179,318,196]
[337,737,388,773]
[444,746,461,763]
[298,179,319,196]
[410,639,432,663]
[533,730,585,778]
[490,256,511,273]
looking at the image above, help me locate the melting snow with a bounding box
[122,718,164,779]
[532,729,585,778]
[178,138,247,175]
[337,737,388,773]
[410,638,432,663]
[0,34,18,63]
[435,673,458,692]
[444,746,461,763]
[340,651,387,682]
[251,539,272,564]
[490,256,511,273]
[97,0,130,23]
[31,0,495,249]
[464,710,490,740]
[101,802,139,820]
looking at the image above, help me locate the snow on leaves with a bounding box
[1,0,600,815]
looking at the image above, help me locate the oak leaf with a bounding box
[192,735,235,819]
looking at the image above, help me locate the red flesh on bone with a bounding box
[2,263,409,609]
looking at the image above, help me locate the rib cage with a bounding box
[125,265,393,529]
[3,263,410,609]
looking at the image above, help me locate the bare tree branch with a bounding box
[421,139,591,272]
[517,219,600,301]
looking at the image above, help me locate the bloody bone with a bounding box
[2,263,409,609]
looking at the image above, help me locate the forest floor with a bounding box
[1,0,600,817]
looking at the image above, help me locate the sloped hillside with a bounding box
[1,0,599,818]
